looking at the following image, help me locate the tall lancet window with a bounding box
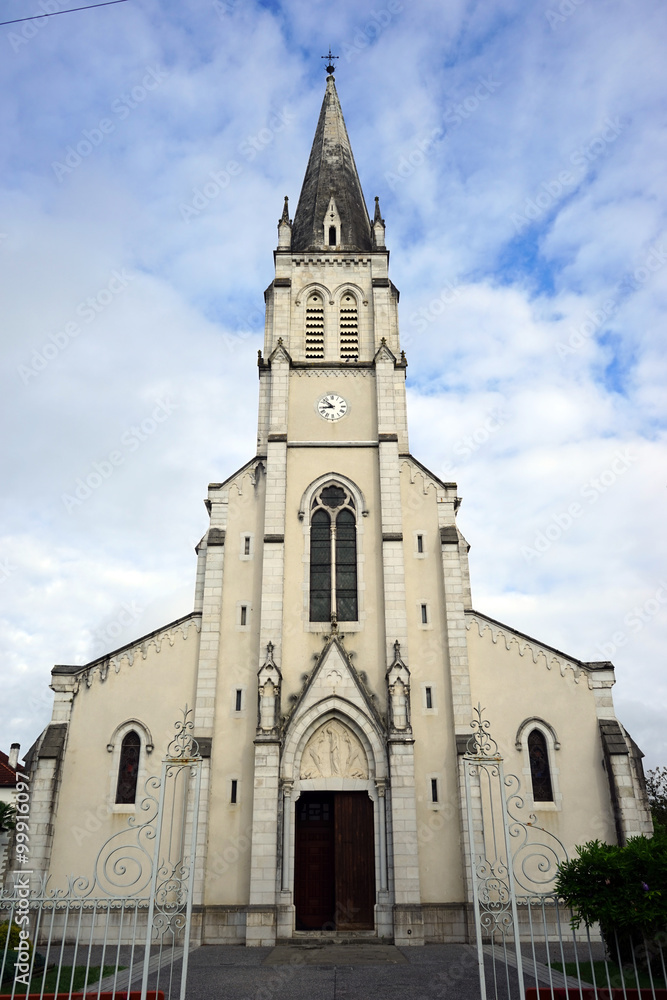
[339,293,359,361]
[309,484,358,621]
[528,728,553,802]
[305,292,325,359]
[115,730,141,804]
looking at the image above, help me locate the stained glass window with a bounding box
[310,508,332,621]
[115,730,140,804]
[309,486,358,623]
[528,729,553,802]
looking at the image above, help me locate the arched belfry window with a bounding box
[115,730,141,804]
[339,293,359,361]
[309,484,358,621]
[305,292,325,359]
[528,728,553,802]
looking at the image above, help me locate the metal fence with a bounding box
[0,709,201,1000]
[464,705,666,1000]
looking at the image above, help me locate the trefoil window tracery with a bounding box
[309,484,358,622]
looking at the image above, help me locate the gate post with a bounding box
[462,705,525,1000]
[141,707,202,1000]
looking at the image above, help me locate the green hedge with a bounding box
[555,833,667,934]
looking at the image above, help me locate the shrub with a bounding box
[555,833,667,970]
[0,920,21,950]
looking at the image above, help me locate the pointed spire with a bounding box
[291,74,372,252]
[280,195,290,223]
[374,196,383,224]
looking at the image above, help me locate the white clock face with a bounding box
[317,393,348,421]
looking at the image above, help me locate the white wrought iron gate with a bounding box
[0,708,201,1000]
[463,706,666,1000]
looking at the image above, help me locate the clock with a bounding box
[316,393,349,421]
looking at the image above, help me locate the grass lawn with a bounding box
[551,960,667,990]
[10,964,126,995]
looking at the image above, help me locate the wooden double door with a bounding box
[294,791,375,931]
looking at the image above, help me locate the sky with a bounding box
[1,0,666,772]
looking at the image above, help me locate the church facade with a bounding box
[24,72,652,947]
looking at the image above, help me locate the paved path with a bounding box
[182,942,491,1000]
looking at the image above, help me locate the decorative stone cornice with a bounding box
[465,611,589,684]
[52,613,202,695]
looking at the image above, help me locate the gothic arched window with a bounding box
[115,730,141,804]
[528,728,553,802]
[309,484,358,622]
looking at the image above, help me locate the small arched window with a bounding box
[528,729,553,802]
[115,730,141,804]
[328,226,337,246]
[309,485,358,622]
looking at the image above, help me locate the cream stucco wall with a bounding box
[46,619,199,885]
[466,614,617,852]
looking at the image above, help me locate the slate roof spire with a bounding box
[291,70,373,253]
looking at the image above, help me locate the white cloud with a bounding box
[1,0,665,775]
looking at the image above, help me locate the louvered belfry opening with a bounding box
[305,292,325,359]
[339,293,359,361]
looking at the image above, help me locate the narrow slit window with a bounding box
[115,731,140,804]
[431,779,438,803]
[244,536,251,556]
[328,226,337,246]
[425,686,433,709]
[528,729,554,802]
[235,689,242,712]
[421,604,428,624]
[230,780,238,804]
[417,534,424,553]
[240,605,247,626]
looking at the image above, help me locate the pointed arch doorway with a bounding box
[294,790,375,930]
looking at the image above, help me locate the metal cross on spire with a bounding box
[321,47,338,75]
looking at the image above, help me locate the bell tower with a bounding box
[239,62,435,948]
